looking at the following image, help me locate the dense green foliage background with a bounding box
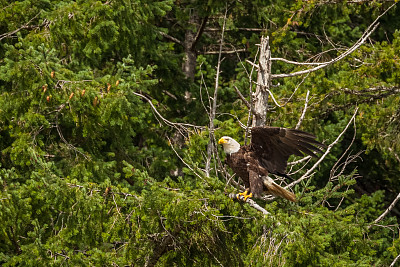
[1,0,400,266]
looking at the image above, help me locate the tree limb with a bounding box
[286,107,359,188]
[0,12,43,41]
[191,15,209,50]
[158,31,183,46]
[228,193,271,215]
[271,2,397,79]
[203,48,246,55]
[390,253,400,267]
[205,5,227,177]
[296,90,310,130]
[271,23,379,79]
[369,192,400,228]
[271,58,328,66]
[233,85,254,113]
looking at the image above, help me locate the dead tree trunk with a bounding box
[182,10,198,81]
[252,36,271,127]
[182,9,208,82]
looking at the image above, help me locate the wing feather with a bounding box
[250,126,325,174]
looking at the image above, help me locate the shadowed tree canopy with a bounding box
[0,0,400,266]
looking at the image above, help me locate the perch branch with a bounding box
[229,193,271,215]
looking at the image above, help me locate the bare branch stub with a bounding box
[253,36,271,127]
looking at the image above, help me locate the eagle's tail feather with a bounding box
[262,176,296,202]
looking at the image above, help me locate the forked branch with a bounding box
[271,2,397,79]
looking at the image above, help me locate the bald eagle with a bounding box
[218,126,325,202]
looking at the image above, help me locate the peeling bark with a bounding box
[252,36,271,127]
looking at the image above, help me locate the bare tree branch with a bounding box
[229,193,271,215]
[205,27,266,32]
[342,86,400,97]
[271,2,397,79]
[390,253,400,267]
[271,23,379,79]
[233,85,254,113]
[205,5,228,177]
[0,12,43,41]
[132,91,204,133]
[388,147,400,163]
[286,107,359,189]
[369,192,400,228]
[203,49,246,55]
[282,73,310,107]
[271,58,327,66]
[166,136,206,181]
[329,119,360,182]
[158,31,184,46]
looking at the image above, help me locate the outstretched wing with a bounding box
[250,126,326,175]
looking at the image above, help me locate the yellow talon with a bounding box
[237,190,253,201]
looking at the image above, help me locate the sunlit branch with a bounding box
[272,2,397,79]
[295,90,310,129]
[286,107,359,189]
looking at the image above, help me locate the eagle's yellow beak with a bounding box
[218,138,227,144]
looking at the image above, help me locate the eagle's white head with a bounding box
[218,136,241,154]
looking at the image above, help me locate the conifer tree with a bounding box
[1,0,400,266]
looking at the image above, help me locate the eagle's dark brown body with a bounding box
[220,126,325,201]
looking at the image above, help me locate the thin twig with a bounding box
[55,106,90,160]
[203,48,247,55]
[388,147,400,163]
[166,136,206,181]
[191,15,209,50]
[295,90,310,129]
[132,91,204,133]
[288,155,312,166]
[232,85,260,118]
[282,73,310,107]
[158,31,184,46]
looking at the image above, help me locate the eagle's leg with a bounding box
[237,190,253,201]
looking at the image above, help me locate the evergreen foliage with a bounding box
[1,0,399,265]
